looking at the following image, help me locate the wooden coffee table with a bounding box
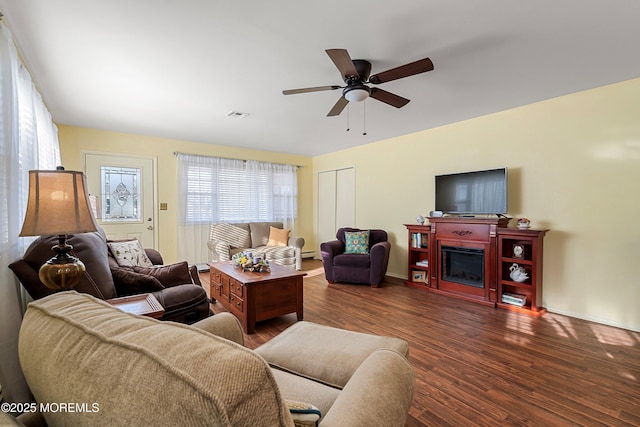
[209,261,306,333]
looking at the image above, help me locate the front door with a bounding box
[84,153,157,248]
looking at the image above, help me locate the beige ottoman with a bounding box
[255,321,409,389]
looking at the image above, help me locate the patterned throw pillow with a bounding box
[107,239,154,267]
[285,399,321,426]
[344,230,370,254]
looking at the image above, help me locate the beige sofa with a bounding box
[14,292,414,426]
[208,221,305,270]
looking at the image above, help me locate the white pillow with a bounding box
[107,239,154,267]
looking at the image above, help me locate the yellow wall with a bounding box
[58,127,314,264]
[314,77,640,332]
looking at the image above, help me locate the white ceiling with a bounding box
[1,0,640,157]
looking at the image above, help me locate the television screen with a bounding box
[435,168,507,215]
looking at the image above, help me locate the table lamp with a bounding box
[19,167,98,290]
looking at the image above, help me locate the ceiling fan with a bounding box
[283,49,434,117]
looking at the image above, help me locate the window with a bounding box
[177,154,297,229]
[1,22,61,404]
[100,166,141,221]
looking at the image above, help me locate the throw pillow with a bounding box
[344,230,370,254]
[132,261,194,287]
[267,226,290,247]
[110,267,165,297]
[107,239,154,267]
[284,400,321,427]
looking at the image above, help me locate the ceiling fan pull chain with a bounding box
[346,104,350,132]
[363,101,367,136]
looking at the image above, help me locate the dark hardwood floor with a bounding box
[201,260,640,426]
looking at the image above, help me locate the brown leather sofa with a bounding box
[9,228,210,324]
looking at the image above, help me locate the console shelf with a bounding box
[405,225,432,288]
[497,228,547,315]
[405,219,547,316]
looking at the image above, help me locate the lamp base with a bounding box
[38,236,86,290]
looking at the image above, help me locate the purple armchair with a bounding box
[320,228,391,288]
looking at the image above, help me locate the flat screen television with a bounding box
[435,168,507,215]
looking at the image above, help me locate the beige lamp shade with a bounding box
[19,169,98,237]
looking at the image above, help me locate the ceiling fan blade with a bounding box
[369,57,434,84]
[327,96,349,117]
[326,49,359,80]
[283,85,341,95]
[370,88,410,108]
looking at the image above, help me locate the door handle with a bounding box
[147,226,153,230]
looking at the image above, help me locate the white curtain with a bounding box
[177,154,243,264]
[246,160,298,231]
[0,22,61,404]
[176,154,298,264]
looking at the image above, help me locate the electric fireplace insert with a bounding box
[441,246,484,288]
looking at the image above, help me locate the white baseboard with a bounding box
[301,251,315,259]
[545,306,640,333]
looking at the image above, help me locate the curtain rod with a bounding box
[172,151,303,168]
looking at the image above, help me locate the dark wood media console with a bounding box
[405,217,547,315]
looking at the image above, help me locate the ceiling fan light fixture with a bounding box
[343,85,370,103]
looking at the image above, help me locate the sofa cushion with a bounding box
[344,230,370,254]
[132,261,194,287]
[211,223,251,249]
[255,321,409,389]
[271,369,339,423]
[19,292,294,426]
[333,253,370,268]
[249,222,284,248]
[107,239,154,267]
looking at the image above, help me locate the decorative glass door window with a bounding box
[100,166,141,222]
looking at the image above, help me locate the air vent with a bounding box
[226,111,249,119]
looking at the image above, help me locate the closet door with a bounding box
[335,168,355,229]
[317,167,355,256]
[317,171,337,255]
